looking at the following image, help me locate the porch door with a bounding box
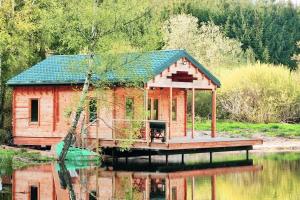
[148,98,159,120]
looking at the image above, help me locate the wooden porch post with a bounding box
[211,175,216,200]
[192,88,195,138]
[211,89,217,137]
[168,86,172,142]
[192,176,195,200]
[145,87,149,145]
[145,175,150,200]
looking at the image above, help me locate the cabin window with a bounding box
[30,185,39,200]
[148,99,152,120]
[30,99,39,122]
[126,97,134,119]
[148,99,159,120]
[89,99,97,123]
[172,98,177,121]
[153,99,159,120]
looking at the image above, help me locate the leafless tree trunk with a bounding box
[58,162,76,200]
[58,57,93,161]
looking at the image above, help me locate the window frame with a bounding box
[152,98,159,120]
[172,98,177,121]
[29,98,40,125]
[148,98,159,120]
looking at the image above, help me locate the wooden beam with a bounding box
[211,175,216,200]
[184,89,187,136]
[168,87,172,142]
[211,90,217,137]
[12,89,16,137]
[192,88,195,138]
[192,176,195,200]
[112,87,116,143]
[145,175,150,200]
[145,88,149,145]
[52,87,58,132]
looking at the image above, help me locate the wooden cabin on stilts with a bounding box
[7,49,262,160]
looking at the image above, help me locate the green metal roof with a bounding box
[7,49,221,87]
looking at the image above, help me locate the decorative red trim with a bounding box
[52,87,59,132]
[184,89,187,136]
[12,89,16,137]
[167,71,197,82]
[113,87,116,119]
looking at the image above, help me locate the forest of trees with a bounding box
[0,0,299,141]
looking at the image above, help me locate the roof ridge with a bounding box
[45,49,186,58]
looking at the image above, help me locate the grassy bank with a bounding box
[0,148,54,169]
[191,120,300,137]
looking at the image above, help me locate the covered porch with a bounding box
[92,57,262,152]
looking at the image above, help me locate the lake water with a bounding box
[1,152,300,200]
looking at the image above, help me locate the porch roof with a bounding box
[7,49,221,87]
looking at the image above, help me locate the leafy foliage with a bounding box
[163,14,246,69]
[179,0,300,70]
[218,63,300,123]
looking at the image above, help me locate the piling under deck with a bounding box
[101,137,263,157]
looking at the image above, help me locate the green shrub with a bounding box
[0,129,9,144]
[187,91,212,119]
[218,63,300,123]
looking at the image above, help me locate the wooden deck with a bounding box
[100,136,263,151]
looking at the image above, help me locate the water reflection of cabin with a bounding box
[11,162,262,200]
[7,50,262,153]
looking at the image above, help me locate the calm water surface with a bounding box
[1,152,300,200]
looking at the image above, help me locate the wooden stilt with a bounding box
[148,150,152,164]
[211,90,217,138]
[166,154,169,165]
[210,152,213,163]
[181,154,184,164]
[246,150,249,160]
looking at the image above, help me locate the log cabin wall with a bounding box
[13,85,187,145]
[13,165,55,200]
[9,50,221,146]
[13,86,59,145]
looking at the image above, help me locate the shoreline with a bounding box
[2,135,300,159]
[253,138,300,152]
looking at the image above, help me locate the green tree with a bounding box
[175,0,300,70]
[0,0,56,138]
[49,0,162,161]
[163,14,246,69]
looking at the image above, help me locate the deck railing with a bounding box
[79,118,170,147]
[111,119,169,143]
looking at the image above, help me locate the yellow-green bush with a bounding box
[218,63,300,123]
